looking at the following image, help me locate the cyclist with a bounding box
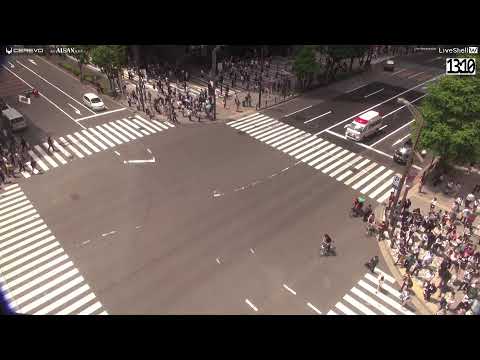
[376,221,387,241]
[321,234,333,255]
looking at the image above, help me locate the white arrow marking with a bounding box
[67,103,81,115]
[101,231,116,237]
[28,59,37,66]
[123,157,155,164]
[8,61,14,68]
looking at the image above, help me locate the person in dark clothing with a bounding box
[20,137,27,153]
[363,204,373,222]
[365,256,379,273]
[47,136,56,152]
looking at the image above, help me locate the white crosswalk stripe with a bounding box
[327,268,416,315]
[4,115,175,181]
[226,114,406,204]
[0,186,107,315]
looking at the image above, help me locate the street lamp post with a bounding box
[388,97,426,228]
[257,46,264,110]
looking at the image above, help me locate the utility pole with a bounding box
[257,46,264,110]
[388,97,426,228]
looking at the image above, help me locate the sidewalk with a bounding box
[376,168,480,315]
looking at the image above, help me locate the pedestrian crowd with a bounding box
[0,134,57,188]
[383,188,480,315]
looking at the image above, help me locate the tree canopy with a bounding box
[90,45,127,94]
[70,45,93,80]
[418,54,480,165]
[293,46,321,89]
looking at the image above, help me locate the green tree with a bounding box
[417,54,480,166]
[293,46,321,89]
[318,45,370,83]
[70,45,94,81]
[90,45,127,95]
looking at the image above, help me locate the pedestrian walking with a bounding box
[400,289,410,307]
[17,153,26,173]
[29,156,37,175]
[20,136,28,153]
[223,96,227,109]
[365,255,379,273]
[376,274,384,293]
[47,136,56,152]
[400,273,413,292]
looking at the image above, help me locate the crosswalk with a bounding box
[327,268,416,315]
[16,115,174,179]
[227,113,399,203]
[0,184,107,315]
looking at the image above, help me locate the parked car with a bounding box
[384,60,395,71]
[82,93,105,111]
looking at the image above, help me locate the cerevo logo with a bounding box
[469,47,479,54]
[5,47,13,55]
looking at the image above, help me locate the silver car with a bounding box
[82,93,105,111]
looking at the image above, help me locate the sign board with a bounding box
[392,175,401,189]
[18,95,31,105]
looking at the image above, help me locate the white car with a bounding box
[82,93,105,111]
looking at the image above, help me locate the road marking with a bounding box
[8,61,14,68]
[216,257,221,264]
[289,138,324,157]
[132,118,157,133]
[67,103,81,115]
[392,134,411,147]
[391,68,407,76]
[284,105,312,117]
[351,285,395,315]
[2,248,64,281]
[226,112,259,125]
[306,302,322,314]
[58,136,83,158]
[346,83,368,93]
[345,162,377,185]
[371,120,415,147]
[28,150,49,171]
[42,143,68,164]
[328,155,363,177]
[51,140,72,158]
[270,130,304,148]
[16,60,95,114]
[245,298,258,312]
[54,290,95,315]
[76,107,128,122]
[114,151,121,156]
[343,294,376,315]
[78,301,102,315]
[327,310,337,315]
[124,158,155,164]
[102,123,130,143]
[82,130,108,150]
[304,110,332,124]
[34,145,58,168]
[250,248,255,254]
[364,273,401,298]
[327,130,396,160]
[407,71,425,79]
[379,125,388,131]
[314,74,442,137]
[96,125,122,145]
[67,134,92,155]
[377,190,394,203]
[315,149,349,170]
[135,115,164,132]
[282,135,317,153]
[364,88,384,98]
[335,302,356,315]
[361,169,394,194]
[325,130,346,140]
[74,132,100,153]
[28,59,37,66]
[283,284,297,295]
[352,165,385,190]
[267,129,302,146]
[1,65,84,128]
[101,231,116,237]
[233,116,270,131]
[369,179,395,199]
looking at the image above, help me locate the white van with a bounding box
[1,107,28,132]
[345,110,382,141]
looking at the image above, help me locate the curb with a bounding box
[375,203,433,315]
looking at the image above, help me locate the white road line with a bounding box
[407,71,425,79]
[352,166,386,190]
[304,111,332,124]
[99,311,108,315]
[259,126,293,143]
[124,118,149,136]
[343,294,376,315]
[0,217,41,242]
[314,75,442,137]
[229,114,266,128]
[364,273,401,298]
[282,135,318,153]
[373,268,396,284]
[163,121,175,128]
[382,94,427,120]
[345,163,377,185]
[16,60,95,114]
[102,123,130,143]
[27,150,49,171]
[379,125,388,131]
[18,276,84,314]
[392,134,411,147]
[152,120,169,130]
[247,121,281,136]
[0,240,58,272]
[52,140,72,158]
[1,183,19,192]
[96,126,122,145]
[0,229,50,259]
[284,105,312,117]
[0,208,37,230]
[226,112,259,125]
[116,120,143,138]
[306,302,322,314]
[42,143,68,164]
[59,136,84,158]
[67,135,92,155]
[0,193,24,206]
[336,170,353,182]
[364,88,384,98]
[361,169,394,194]
[0,200,30,217]
[328,155,363,177]
[1,65,83,127]
[289,138,324,157]
[78,301,102,315]
[391,68,407,76]
[0,203,34,222]
[335,302,356,315]
[109,122,135,140]
[322,152,356,174]
[278,133,313,151]
[37,284,91,315]
[269,129,303,147]
[75,107,127,122]
[34,145,58,168]
[371,120,415,147]
[377,189,394,203]
[253,123,288,139]
[369,179,395,199]
[55,291,97,315]
[74,132,100,153]
[81,130,108,150]
[308,146,342,167]
[327,310,337,315]
[2,248,64,281]
[346,84,368,93]
[135,115,164,132]
[326,130,346,140]
[283,284,297,295]
[245,298,258,312]
[360,279,414,315]
[132,118,157,133]
[351,285,395,315]
[299,142,332,162]
[264,127,297,145]
[233,116,271,131]
[315,149,349,170]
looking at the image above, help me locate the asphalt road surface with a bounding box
[0,51,445,315]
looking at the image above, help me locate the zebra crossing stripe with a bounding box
[354,158,371,170]
[132,118,157,133]
[2,183,19,191]
[109,122,135,140]
[308,146,342,167]
[102,123,130,143]
[0,240,58,272]
[322,152,357,174]
[343,294,376,315]
[27,150,49,171]
[0,199,30,217]
[0,204,34,222]
[368,178,394,199]
[351,166,386,190]
[79,301,102,315]
[59,136,84,158]
[0,234,54,265]
[55,291,96,315]
[52,139,71,158]
[116,120,143,138]
[327,310,338,315]
[164,121,175,128]
[227,112,259,125]
[88,128,116,147]
[96,125,123,144]
[315,149,350,170]
[74,132,100,153]
[270,130,304,147]
[336,170,353,182]
[134,115,164,132]
[278,133,313,151]
[42,143,68,164]
[0,218,43,242]
[235,116,271,131]
[344,163,377,185]
[335,302,356,315]
[361,170,394,194]
[34,145,58,168]
[152,120,169,130]
[364,273,401,299]
[373,268,396,284]
[282,135,318,153]
[67,135,92,156]
[35,283,90,315]
[257,125,291,142]
[265,128,301,146]
[377,189,394,203]
[82,130,108,150]
[359,279,414,315]
[124,118,149,135]
[299,142,332,161]
[0,209,37,230]
[245,120,279,135]
[0,193,26,207]
[289,138,324,157]
[0,224,48,252]
[353,283,396,315]
[2,248,64,281]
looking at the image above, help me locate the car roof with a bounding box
[84,93,100,100]
[2,107,23,119]
[358,110,380,121]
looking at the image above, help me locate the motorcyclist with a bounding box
[352,197,364,216]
